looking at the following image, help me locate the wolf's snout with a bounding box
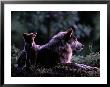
[78,44,84,49]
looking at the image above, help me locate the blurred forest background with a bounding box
[11,11,100,68]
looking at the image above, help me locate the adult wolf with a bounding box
[36,28,84,67]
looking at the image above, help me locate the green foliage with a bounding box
[11,45,20,64]
[72,52,100,67]
[72,44,100,67]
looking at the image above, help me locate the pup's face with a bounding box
[23,33,37,46]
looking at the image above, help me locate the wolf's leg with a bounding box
[25,53,31,68]
[17,51,26,68]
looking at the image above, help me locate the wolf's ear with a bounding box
[66,28,73,38]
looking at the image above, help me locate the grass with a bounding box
[72,52,100,68]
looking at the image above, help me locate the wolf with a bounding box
[17,33,38,69]
[36,27,84,67]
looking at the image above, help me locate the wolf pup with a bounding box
[36,27,84,67]
[17,33,37,69]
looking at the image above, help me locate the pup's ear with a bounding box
[33,32,37,37]
[34,33,37,35]
[66,28,73,38]
[23,33,28,39]
[34,32,37,36]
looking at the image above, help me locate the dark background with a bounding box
[11,11,100,55]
